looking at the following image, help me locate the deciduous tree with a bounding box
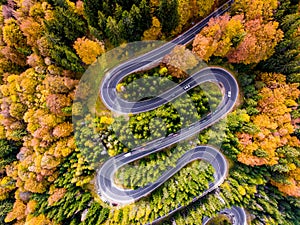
[162,45,198,78]
[142,17,162,40]
[232,0,278,22]
[73,37,104,64]
[227,20,283,64]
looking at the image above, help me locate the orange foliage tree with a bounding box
[48,188,66,206]
[271,177,300,198]
[237,73,300,197]
[226,19,283,64]
[192,0,283,64]
[192,14,246,61]
[19,17,43,46]
[5,199,26,223]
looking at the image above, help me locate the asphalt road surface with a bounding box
[202,206,248,225]
[96,0,247,224]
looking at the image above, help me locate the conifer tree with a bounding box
[157,0,179,34]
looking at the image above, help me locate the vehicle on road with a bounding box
[183,84,191,90]
[124,152,132,157]
[96,1,247,224]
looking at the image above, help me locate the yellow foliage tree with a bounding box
[232,0,278,22]
[142,17,162,40]
[25,214,54,225]
[2,18,27,49]
[237,74,300,185]
[100,116,114,125]
[52,122,73,138]
[196,0,215,17]
[73,37,105,64]
[173,0,193,33]
[24,177,47,193]
[75,1,84,16]
[0,176,16,200]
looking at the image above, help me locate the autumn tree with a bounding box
[43,75,78,94]
[2,18,28,50]
[0,45,27,66]
[192,14,245,61]
[271,177,300,197]
[52,122,73,138]
[25,214,54,225]
[236,73,300,197]
[174,0,193,33]
[142,17,162,40]
[19,17,43,46]
[5,199,26,223]
[193,13,283,64]
[172,0,215,34]
[226,19,283,64]
[196,0,215,18]
[48,188,66,206]
[232,0,278,22]
[162,45,199,78]
[73,37,105,64]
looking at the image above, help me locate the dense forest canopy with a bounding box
[0,0,299,224]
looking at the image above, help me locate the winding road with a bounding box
[97,0,247,224]
[202,206,248,225]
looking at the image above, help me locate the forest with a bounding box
[0,0,299,224]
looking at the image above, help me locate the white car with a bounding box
[124,152,132,157]
[228,91,231,98]
[184,84,191,90]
